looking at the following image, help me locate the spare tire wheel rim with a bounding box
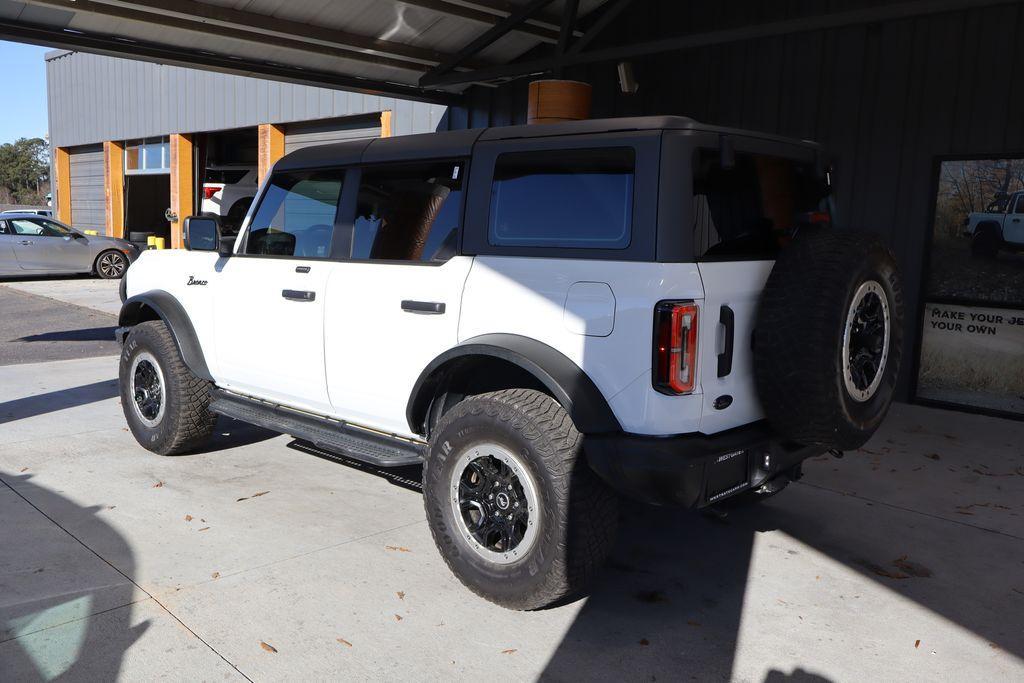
[842,280,891,402]
[130,351,166,427]
[450,442,539,565]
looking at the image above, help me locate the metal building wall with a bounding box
[45,50,449,148]
[446,1,1024,398]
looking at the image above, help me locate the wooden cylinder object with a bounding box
[527,80,592,124]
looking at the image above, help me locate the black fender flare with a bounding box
[118,290,213,381]
[406,333,621,437]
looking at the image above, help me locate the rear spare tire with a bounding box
[753,228,903,450]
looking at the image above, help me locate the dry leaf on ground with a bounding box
[260,641,277,653]
[337,638,353,648]
[385,545,411,553]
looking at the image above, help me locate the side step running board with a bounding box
[210,390,425,468]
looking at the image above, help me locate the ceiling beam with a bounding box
[420,0,557,85]
[396,0,568,43]
[424,0,1020,87]
[21,0,491,69]
[1,18,460,104]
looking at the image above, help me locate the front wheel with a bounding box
[95,250,128,279]
[119,320,216,455]
[423,389,618,610]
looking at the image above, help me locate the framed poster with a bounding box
[917,157,1024,417]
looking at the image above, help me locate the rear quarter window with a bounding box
[693,149,824,259]
[488,147,634,249]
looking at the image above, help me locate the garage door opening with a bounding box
[123,137,170,246]
[124,174,170,245]
[196,127,258,236]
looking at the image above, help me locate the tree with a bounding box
[0,137,50,205]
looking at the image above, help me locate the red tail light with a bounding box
[202,185,222,200]
[653,301,699,395]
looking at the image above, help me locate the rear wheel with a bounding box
[971,226,1000,259]
[95,250,128,279]
[119,321,216,455]
[423,389,618,610]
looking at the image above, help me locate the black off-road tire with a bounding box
[423,389,618,610]
[971,226,1000,260]
[754,228,903,450]
[119,320,216,455]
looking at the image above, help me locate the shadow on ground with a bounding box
[0,473,146,680]
[0,380,119,425]
[15,327,118,343]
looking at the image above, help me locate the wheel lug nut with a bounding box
[507,484,512,490]
[513,501,519,508]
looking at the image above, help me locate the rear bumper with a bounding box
[585,421,825,507]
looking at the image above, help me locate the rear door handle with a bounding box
[401,300,445,314]
[717,305,735,378]
[19,240,33,245]
[282,289,316,302]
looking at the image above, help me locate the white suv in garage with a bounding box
[200,165,257,234]
[116,116,903,610]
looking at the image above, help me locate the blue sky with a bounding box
[0,41,49,144]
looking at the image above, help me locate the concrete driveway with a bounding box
[1,275,122,316]
[1,352,1022,681]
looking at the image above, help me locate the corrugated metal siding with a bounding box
[68,145,105,233]
[46,51,448,148]
[284,117,382,154]
[448,0,1024,398]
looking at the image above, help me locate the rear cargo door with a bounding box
[696,261,773,433]
[689,145,824,433]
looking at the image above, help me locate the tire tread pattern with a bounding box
[425,388,617,610]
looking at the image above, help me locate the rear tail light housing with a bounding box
[202,184,223,200]
[653,301,699,395]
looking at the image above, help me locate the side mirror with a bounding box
[71,231,86,239]
[183,216,220,252]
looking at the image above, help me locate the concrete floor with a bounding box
[0,354,1021,681]
[1,276,122,317]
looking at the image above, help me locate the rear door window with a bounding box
[488,148,634,249]
[351,160,464,263]
[244,170,342,258]
[693,150,823,258]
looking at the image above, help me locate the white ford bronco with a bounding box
[963,189,1024,258]
[116,116,903,610]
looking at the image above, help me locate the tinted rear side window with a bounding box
[693,150,823,258]
[488,148,634,249]
[351,160,463,263]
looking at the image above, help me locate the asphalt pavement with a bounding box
[0,286,119,366]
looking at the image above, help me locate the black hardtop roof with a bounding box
[274,115,819,172]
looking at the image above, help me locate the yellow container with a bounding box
[84,229,98,236]
[154,237,166,250]
[147,235,157,248]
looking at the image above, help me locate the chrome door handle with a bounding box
[19,240,33,245]
[282,289,316,302]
